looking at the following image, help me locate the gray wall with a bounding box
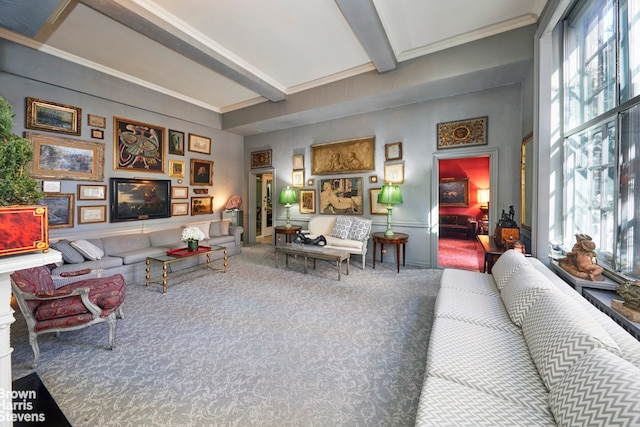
[0,39,243,241]
[244,84,524,268]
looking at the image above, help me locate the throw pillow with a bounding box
[50,240,85,264]
[210,222,221,237]
[331,217,353,240]
[70,239,104,260]
[220,220,230,236]
[348,218,372,241]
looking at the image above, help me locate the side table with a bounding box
[372,232,409,273]
[274,225,301,246]
[476,235,506,273]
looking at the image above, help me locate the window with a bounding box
[563,0,640,277]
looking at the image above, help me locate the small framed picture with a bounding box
[42,180,61,193]
[171,202,189,216]
[171,186,188,199]
[251,149,272,168]
[78,205,107,224]
[369,188,387,214]
[188,134,211,155]
[292,169,304,188]
[26,97,81,136]
[38,193,74,228]
[191,196,213,215]
[369,175,378,183]
[299,189,316,214]
[307,179,314,186]
[169,130,185,155]
[384,162,405,184]
[385,142,403,161]
[77,184,107,200]
[91,128,104,139]
[190,158,213,185]
[292,154,304,169]
[169,160,186,178]
[87,114,106,128]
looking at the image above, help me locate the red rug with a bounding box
[438,237,483,271]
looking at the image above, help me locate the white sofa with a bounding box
[416,250,640,426]
[304,215,371,269]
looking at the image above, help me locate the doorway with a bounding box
[251,172,273,245]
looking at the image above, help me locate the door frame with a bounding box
[431,148,498,268]
[248,168,275,245]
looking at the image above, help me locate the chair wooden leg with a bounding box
[107,314,116,350]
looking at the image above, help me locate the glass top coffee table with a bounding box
[145,245,227,293]
[274,243,350,280]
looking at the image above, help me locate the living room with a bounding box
[1,0,640,425]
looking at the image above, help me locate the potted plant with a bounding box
[0,95,48,256]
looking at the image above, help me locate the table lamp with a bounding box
[278,186,298,229]
[378,184,403,236]
[477,188,490,221]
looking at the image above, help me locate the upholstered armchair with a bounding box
[10,266,126,367]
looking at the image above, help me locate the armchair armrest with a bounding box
[52,269,103,288]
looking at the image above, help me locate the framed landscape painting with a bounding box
[439,178,469,207]
[26,97,81,136]
[38,193,74,229]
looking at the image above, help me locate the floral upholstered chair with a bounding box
[10,266,126,367]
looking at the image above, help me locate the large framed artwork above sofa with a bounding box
[110,177,170,222]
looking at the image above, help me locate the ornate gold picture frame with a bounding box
[26,97,81,136]
[437,116,488,149]
[311,136,374,175]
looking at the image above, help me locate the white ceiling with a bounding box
[0,0,547,115]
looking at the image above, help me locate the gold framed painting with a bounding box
[26,132,105,181]
[437,116,488,149]
[169,160,186,178]
[114,117,165,173]
[190,159,213,185]
[38,193,74,229]
[319,177,363,215]
[251,149,272,168]
[311,136,374,175]
[26,97,81,136]
[169,129,185,155]
[191,196,213,215]
[439,178,469,207]
[299,189,316,214]
[188,133,211,155]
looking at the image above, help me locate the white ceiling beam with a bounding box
[78,0,286,103]
[335,0,396,73]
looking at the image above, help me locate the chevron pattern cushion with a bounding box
[491,249,529,290]
[522,291,621,391]
[440,268,499,297]
[500,264,556,326]
[549,348,640,426]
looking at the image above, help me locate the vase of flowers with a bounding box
[182,226,205,252]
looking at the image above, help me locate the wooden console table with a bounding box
[476,235,505,273]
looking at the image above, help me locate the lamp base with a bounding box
[384,229,395,237]
[284,223,292,229]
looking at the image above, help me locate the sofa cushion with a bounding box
[51,240,86,264]
[210,221,230,237]
[522,291,621,391]
[324,235,363,250]
[117,247,169,264]
[330,217,353,239]
[440,268,500,297]
[147,229,183,248]
[70,239,104,260]
[491,249,530,290]
[103,233,152,255]
[548,348,640,427]
[500,264,556,327]
[347,218,371,241]
[440,215,457,224]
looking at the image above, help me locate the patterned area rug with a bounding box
[438,237,483,271]
[11,245,441,427]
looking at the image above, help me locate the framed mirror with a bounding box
[520,133,533,231]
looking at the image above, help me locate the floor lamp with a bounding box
[278,186,298,229]
[378,184,403,236]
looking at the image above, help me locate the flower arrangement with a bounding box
[182,226,205,242]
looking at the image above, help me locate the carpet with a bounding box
[10,245,441,427]
[438,237,483,271]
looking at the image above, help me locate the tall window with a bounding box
[563,0,640,277]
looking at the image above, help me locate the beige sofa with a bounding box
[415,250,640,426]
[304,215,371,269]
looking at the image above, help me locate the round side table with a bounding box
[371,232,409,273]
[273,225,301,246]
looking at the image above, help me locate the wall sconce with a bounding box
[378,184,403,236]
[278,186,298,229]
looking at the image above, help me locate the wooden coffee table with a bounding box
[274,243,350,280]
[145,245,227,293]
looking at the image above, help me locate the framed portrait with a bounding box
[168,129,185,155]
[169,160,186,178]
[171,186,188,199]
[77,184,107,200]
[188,134,211,155]
[42,180,61,193]
[78,205,107,224]
[299,189,316,214]
[113,117,165,173]
[87,114,106,128]
[26,132,105,181]
[318,177,363,215]
[437,116,488,149]
[91,129,104,139]
[292,154,304,169]
[311,136,375,175]
[385,142,402,161]
[251,149,272,168]
[292,169,304,188]
[171,202,189,216]
[109,178,171,222]
[384,162,405,184]
[369,188,387,215]
[38,193,74,229]
[26,97,81,136]
[190,159,213,185]
[439,178,469,207]
[191,196,213,215]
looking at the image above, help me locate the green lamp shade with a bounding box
[378,184,403,205]
[279,187,298,205]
